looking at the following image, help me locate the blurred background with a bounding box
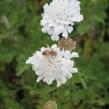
[0,0,109,109]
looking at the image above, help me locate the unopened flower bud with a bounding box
[58,37,76,51]
[44,101,58,109]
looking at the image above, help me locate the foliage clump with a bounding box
[0,0,109,109]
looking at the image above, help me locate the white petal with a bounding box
[57,80,62,87]
[47,80,52,85]
[61,77,67,84]
[40,47,46,52]
[37,76,43,82]
[71,52,79,58]
[62,31,68,37]
[51,44,58,49]
[26,57,35,64]
[42,28,46,33]
[68,26,73,33]
[51,34,59,41]
[72,68,78,73]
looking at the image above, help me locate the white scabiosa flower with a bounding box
[41,0,83,41]
[26,44,79,87]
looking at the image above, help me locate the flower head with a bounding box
[41,0,83,41]
[44,101,58,109]
[26,44,79,87]
[58,37,76,50]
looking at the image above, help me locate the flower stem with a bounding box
[78,73,88,89]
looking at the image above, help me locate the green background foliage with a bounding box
[0,0,109,109]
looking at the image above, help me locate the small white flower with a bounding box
[26,44,79,87]
[41,0,83,41]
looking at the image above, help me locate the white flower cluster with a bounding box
[26,0,82,87]
[41,0,83,41]
[26,44,79,87]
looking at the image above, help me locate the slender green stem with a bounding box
[78,73,88,89]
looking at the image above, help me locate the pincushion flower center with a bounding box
[42,50,60,71]
[48,58,56,66]
[55,7,67,21]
